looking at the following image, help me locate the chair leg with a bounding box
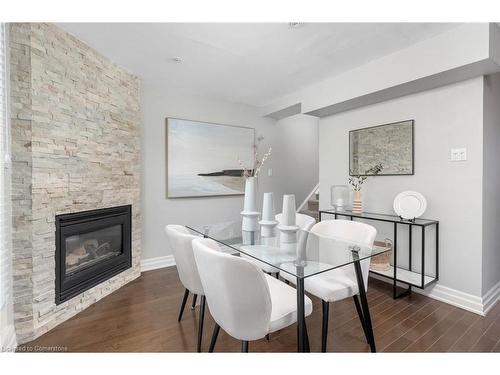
[321,300,329,352]
[241,340,249,352]
[177,289,189,322]
[209,324,220,353]
[197,296,206,352]
[191,294,198,310]
[353,295,370,344]
[265,334,270,341]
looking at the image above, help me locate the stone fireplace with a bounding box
[9,23,142,344]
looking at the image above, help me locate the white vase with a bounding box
[259,192,278,238]
[278,194,299,244]
[241,177,260,233]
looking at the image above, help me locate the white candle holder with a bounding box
[278,194,299,244]
[259,192,278,238]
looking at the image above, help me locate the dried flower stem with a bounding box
[348,163,383,191]
[237,146,272,178]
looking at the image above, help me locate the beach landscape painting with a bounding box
[166,118,255,198]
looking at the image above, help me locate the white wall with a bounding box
[273,114,319,209]
[319,77,485,297]
[141,85,319,261]
[482,73,500,295]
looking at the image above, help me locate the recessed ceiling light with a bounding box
[171,57,182,63]
[288,22,305,29]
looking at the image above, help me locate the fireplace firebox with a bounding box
[55,205,132,304]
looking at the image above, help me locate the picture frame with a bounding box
[349,120,414,176]
[166,117,255,198]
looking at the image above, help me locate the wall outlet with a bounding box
[267,168,273,177]
[451,148,467,161]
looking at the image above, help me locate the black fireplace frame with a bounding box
[55,205,132,304]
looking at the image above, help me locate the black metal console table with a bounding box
[319,209,439,299]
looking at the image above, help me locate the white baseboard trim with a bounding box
[482,280,500,315]
[1,323,18,352]
[369,274,486,316]
[417,283,485,316]
[141,255,176,272]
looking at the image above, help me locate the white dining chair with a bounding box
[165,224,207,352]
[192,237,313,352]
[280,219,377,352]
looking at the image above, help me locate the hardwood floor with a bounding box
[19,267,500,352]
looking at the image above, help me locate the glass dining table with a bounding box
[187,219,388,352]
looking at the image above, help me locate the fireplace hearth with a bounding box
[55,205,132,304]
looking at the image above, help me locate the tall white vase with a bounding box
[259,192,278,238]
[241,177,260,235]
[278,194,299,244]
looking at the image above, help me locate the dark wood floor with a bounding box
[20,267,500,352]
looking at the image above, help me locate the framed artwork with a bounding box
[349,120,414,176]
[166,118,255,198]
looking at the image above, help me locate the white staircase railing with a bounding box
[297,183,319,213]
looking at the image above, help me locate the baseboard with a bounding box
[417,283,485,315]
[141,255,176,272]
[482,280,500,315]
[1,323,17,352]
[369,274,486,316]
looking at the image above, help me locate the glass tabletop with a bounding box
[320,208,438,226]
[186,219,389,279]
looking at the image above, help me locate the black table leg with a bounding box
[393,222,397,299]
[421,226,426,288]
[304,318,310,352]
[353,295,369,343]
[436,222,439,280]
[296,277,305,352]
[241,341,249,352]
[352,253,376,353]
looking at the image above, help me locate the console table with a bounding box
[319,209,439,298]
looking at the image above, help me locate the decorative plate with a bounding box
[393,191,427,220]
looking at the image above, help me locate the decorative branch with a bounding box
[237,137,272,178]
[254,147,272,177]
[348,163,383,191]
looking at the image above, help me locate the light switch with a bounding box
[451,148,467,161]
[267,168,273,177]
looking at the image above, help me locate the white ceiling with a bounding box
[58,23,459,107]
